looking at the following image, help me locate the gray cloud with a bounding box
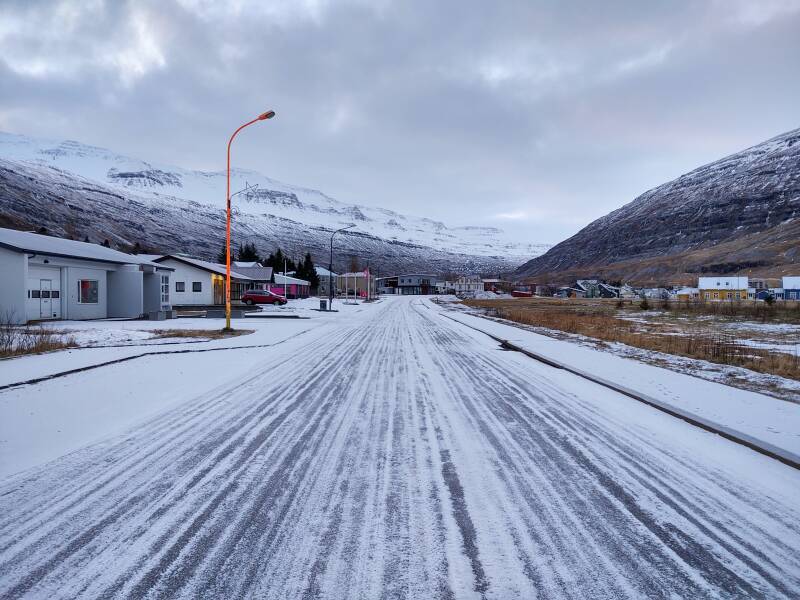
[1,0,798,243]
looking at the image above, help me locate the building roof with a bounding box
[233,261,260,268]
[0,227,170,269]
[153,255,252,279]
[274,273,310,285]
[676,287,699,294]
[782,276,800,289]
[315,266,337,277]
[231,265,273,281]
[698,276,749,289]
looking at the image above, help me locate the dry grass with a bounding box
[463,298,800,381]
[0,316,76,359]
[150,328,254,340]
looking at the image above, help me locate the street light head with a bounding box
[258,110,276,120]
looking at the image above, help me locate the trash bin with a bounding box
[320,299,328,311]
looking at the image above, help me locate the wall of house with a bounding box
[158,259,214,305]
[63,265,109,320]
[0,246,27,324]
[700,289,747,301]
[143,270,171,313]
[107,265,144,318]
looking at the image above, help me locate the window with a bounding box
[52,290,60,299]
[78,280,99,304]
[175,281,186,292]
[31,290,41,299]
[41,290,51,298]
[192,281,202,292]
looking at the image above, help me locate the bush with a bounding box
[0,312,75,358]
[639,297,650,310]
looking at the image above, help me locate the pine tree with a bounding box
[217,244,227,264]
[101,239,111,248]
[237,241,260,262]
[302,253,319,289]
[83,236,90,243]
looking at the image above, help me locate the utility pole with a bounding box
[225,109,275,331]
[328,224,354,310]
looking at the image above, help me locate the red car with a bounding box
[241,289,288,306]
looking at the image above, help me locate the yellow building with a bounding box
[698,276,748,301]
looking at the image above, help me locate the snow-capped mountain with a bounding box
[514,128,800,283]
[0,131,548,274]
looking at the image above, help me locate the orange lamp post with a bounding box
[225,110,275,330]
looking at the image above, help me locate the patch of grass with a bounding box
[463,298,800,381]
[150,328,254,340]
[0,316,76,358]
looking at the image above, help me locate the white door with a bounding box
[39,279,52,319]
[26,267,62,321]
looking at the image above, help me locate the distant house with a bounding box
[0,227,173,324]
[783,276,800,301]
[597,283,620,298]
[149,255,252,306]
[453,275,483,296]
[377,274,440,295]
[575,279,601,298]
[675,287,700,302]
[482,278,510,292]
[698,276,749,301]
[271,274,311,299]
[556,286,586,299]
[315,266,337,297]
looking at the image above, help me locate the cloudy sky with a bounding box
[1,0,798,243]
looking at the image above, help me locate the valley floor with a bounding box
[0,296,798,598]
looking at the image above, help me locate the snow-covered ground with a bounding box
[0,296,798,598]
[439,306,800,465]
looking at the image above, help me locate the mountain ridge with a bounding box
[0,131,548,274]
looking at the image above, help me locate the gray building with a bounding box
[0,228,173,324]
[377,274,440,295]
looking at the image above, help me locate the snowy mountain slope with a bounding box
[515,128,800,283]
[0,131,548,272]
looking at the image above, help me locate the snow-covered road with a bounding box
[1,297,798,598]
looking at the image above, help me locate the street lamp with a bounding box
[225,110,275,331]
[328,224,354,309]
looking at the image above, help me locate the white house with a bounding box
[315,265,338,297]
[453,275,483,295]
[146,255,253,306]
[0,227,172,324]
[783,276,800,300]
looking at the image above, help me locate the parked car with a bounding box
[241,289,288,306]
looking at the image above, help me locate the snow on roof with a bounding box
[233,261,260,268]
[274,273,310,285]
[315,266,337,277]
[698,276,749,289]
[676,287,699,294]
[0,227,168,268]
[155,255,252,279]
[783,276,800,289]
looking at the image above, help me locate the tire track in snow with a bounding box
[0,297,798,599]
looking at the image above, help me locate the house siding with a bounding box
[0,246,27,323]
